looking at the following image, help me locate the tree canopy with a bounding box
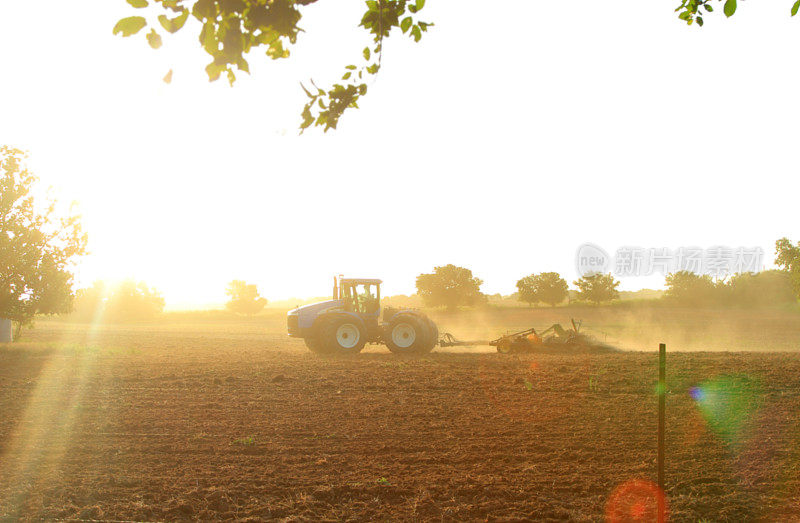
[112,0,431,132]
[573,273,619,305]
[110,0,800,132]
[416,264,484,311]
[72,280,166,322]
[664,270,719,307]
[225,280,268,315]
[0,147,87,339]
[775,237,800,299]
[516,272,568,307]
[675,0,800,27]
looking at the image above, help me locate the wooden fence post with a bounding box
[658,343,666,523]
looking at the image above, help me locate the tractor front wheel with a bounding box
[318,315,366,355]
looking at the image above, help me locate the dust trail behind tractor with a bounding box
[438,318,618,354]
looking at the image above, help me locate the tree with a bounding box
[0,147,87,340]
[226,280,268,315]
[516,272,568,307]
[664,271,719,307]
[416,264,484,311]
[70,281,107,322]
[727,270,795,308]
[775,237,800,299]
[573,273,619,305]
[107,0,796,132]
[104,280,166,321]
[110,0,431,132]
[675,0,800,27]
[68,280,166,322]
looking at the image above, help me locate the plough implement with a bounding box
[439,318,615,354]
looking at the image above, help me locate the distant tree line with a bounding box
[68,279,269,322]
[415,265,622,309]
[415,238,800,311]
[71,280,165,322]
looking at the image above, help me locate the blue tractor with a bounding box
[287,276,438,355]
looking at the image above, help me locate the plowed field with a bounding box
[2,316,800,521]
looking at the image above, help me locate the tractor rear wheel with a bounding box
[319,315,366,355]
[422,317,439,352]
[386,314,434,355]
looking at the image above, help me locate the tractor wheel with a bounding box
[304,335,327,355]
[496,339,513,354]
[319,315,366,355]
[386,314,433,355]
[303,316,331,355]
[423,317,439,352]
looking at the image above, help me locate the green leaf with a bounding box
[158,10,189,33]
[127,0,149,7]
[792,0,800,16]
[704,4,713,11]
[723,0,737,17]
[342,71,351,80]
[363,47,370,60]
[415,0,425,10]
[113,16,147,37]
[300,83,315,99]
[411,25,422,42]
[401,16,412,33]
[697,15,704,26]
[345,64,357,70]
[146,28,163,49]
[205,61,226,81]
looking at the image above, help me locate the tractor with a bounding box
[287,276,438,355]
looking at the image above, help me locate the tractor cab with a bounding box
[334,276,381,317]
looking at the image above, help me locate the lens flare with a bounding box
[606,478,668,523]
[689,375,762,446]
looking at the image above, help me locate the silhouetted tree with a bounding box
[416,264,484,311]
[775,237,800,299]
[104,280,166,321]
[726,270,795,307]
[573,273,619,305]
[516,272,569,307]
[664,271,720,307]
[226,280,267,315]
[70,281,107,322]
[0,147,87,340]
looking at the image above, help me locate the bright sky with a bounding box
[1,1,798,309]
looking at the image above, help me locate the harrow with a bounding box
[438,318,615,354]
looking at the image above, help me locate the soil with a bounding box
[1,320,800,521]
